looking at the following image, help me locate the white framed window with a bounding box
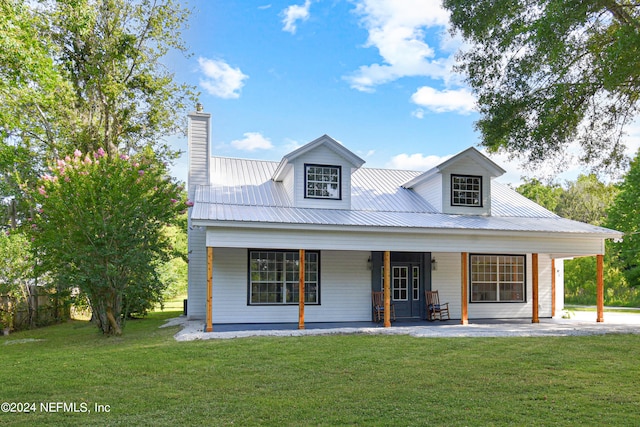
[452,175,482,207]
[249,250,319,305]
[470,254,525,302]
[305,164,341,199]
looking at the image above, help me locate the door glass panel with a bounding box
[412,266,420,300]
[392,266,408,301]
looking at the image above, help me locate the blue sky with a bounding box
[166,0,640,186]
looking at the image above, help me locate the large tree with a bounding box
[1,0,196,229]
[607,150,640,288]
[444,0,640,173]
[30,148,187,335]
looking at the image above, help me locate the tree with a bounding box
[444,0,640,173]
[556,174,618,226]
[1,0,196,229]
[30,148,187,335]
[0,231,33,332]
[516,178,562,212]
[607,150,640,288]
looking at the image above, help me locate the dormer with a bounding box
[402,147,505,216]
[272,135,365,210]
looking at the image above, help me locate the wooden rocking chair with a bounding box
[372,291,395,323]
[425,290,450,321]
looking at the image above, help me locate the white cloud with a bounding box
[345,0,455,92]
[411,86,477,115]
[281,0,312,34]
[198,57,248,99]
[386,152,452,171]
[231,132,274,151]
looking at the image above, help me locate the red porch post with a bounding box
[597,254,604,322]
[298,249,305,330]
[532,253,539,323]
[383,251,391,328]
[461,252,468,325]
[206,247,213,332]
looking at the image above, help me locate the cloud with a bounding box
[345,0,454,92]
[231,132,274,151]
[410,86,477,114]
[282,0,312,34]
[386,153,452,171]
[198,57,248,99]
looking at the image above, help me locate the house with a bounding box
[186,110,623,330]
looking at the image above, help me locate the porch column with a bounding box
[597,254,604,322]
[551,259,556,317]
[206,247,213,332]
[298,249,305,330]
[383,251,391,328]
[461,252,468,325]
[532,253,539,324]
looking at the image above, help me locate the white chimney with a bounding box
[187,109,211,200]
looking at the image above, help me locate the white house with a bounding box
[186,110,622,330]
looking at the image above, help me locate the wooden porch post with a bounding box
[551,259,556,318]
[597,254,604,322]
[298,249,305,330]
[383,251,391,328]
[532,253,539,324]
[461,252,468,325]
[206,247,213,332]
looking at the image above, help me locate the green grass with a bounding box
[1,309,639,426]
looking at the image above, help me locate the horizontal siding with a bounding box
[206,227,605,256]
[210,249,372,324]
[187,226,207,320]
[429,252,556,320]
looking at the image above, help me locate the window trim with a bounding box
[304,163,342,200]
[469,253,527,303]
[451,174,483,207]
[247,249,321,306]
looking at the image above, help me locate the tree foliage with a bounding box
[557,174,618,226]
[30,148,188,335]
[607,150,640,287]
[444,0,640,173]
[515,178,562,212]
[0,0,196,229]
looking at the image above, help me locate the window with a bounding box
[470,255,525,302]
[305,164,341,199]
[249,250,319,305]
[452,175,482,207]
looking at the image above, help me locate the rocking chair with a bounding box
[372,291,395,323]
[425,290,450,321]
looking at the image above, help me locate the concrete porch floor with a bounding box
[165,310,640,341]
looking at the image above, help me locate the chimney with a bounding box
[187,108,211,201]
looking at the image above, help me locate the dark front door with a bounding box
[391,263,422,318]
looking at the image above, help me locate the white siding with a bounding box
[187,112,210,200]
[430,252,555,320]
[413,174,442,211]
[206,227,605,257]
[187,226,207,320]
[441,157,493,216]
[210,249,371,323]
[292,145,353,210]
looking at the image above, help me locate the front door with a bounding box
[391,264,422,318]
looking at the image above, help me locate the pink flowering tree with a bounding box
[30,148,187,335]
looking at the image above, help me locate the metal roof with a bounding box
[193,156,621,238]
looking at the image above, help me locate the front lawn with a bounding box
[1,310,639,426]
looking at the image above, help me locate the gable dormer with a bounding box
[402,147,505,216]
[272,135,365,210]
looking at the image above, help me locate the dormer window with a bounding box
[305,164,341,199]
[452,175,482,207]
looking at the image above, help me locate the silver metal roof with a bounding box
[193,156,620,237]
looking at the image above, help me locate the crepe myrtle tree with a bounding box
[30,148,188,335]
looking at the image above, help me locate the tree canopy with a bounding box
[444,0,640,174]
